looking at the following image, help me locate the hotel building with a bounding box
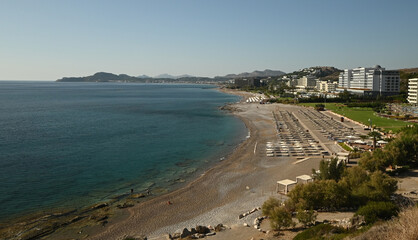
[408,78,418,104]
[338,65,400,96]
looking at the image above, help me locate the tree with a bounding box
[359,135,368,141]
[353,171,398,203]
[340,166,368,191]
[368,131,382,150]
[288,182,325,210]
[312,158,345,181]
[359,149,391,172]
[296,209,317,228]
[323,180,350,209]
[269,206,294,231]
[339,90,351,102]
[262,197,281,216]
[384,126,418,167]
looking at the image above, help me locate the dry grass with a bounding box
[351,207,418,240]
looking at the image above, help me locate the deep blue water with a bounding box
[0,82,246,221]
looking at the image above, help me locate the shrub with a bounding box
[353,171,398,203]
[356,201,399,224]
[294,224,346,240]
[269,206,294,230]
[357,206,418,240]
[312,158,345,181]
[314,103,325,111]
[359,150,391,172]
[288,180,350,210]
[262,197,281,216]
[296,209,317,227]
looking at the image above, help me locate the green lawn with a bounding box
[299,103,410,132]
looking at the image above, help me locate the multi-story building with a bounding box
[297,75,317,88]
[408,78,418,104]
[337,65,400,96]
[318,80,338,93]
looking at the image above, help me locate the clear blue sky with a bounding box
[0,0,417,80]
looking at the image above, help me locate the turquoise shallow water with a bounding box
[0,82,247,221]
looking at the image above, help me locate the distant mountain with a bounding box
[57,72,134,82]
[222,69,286,79]
[56,72,224,83]
[137,74,151,78]
[154,74,195,79]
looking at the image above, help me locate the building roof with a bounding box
[277,179,297,186]
[296,175,312,181]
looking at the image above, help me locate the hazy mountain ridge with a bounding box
[221,69,286,78]
[154,74,195,79]
[56,72,224,83]
[56,69,287,82]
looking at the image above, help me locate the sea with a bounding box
[0,81,247,222]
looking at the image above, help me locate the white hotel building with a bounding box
[408,78,418,104]
[338,65,400,96]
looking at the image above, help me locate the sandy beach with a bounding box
[49,89,325,240]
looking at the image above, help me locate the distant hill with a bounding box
[284,66,342,81]
[56,72,224,83]
[137,74,151,78]
[57,72,137,82]
[57,70,286,83]
[399,67,418,93]
[221,69,286,79]
[154,74,195,79]
[314,66,342,81]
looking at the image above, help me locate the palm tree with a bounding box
[359,135,368,141]
[368,131,382,150]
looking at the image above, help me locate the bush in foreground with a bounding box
[296,209,317,227]
[352,206,418,240]
[269,205,294,230]
[355,201,399,224]
[261,197,281,216]
[261,197,295,230]
[293,224,346,240]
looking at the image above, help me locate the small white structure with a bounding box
[276,179,297,195]
[337,152,350,163]
[296,174,313,184]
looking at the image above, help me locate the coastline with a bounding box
[83,88,261,239]
[1,87,323,240]
[0,86,251,240]
[77,89,323,240]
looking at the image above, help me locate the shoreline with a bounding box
[84,88,260,239]
[79,89,324,239]
[0,86,252,240]
[1,88,325,240]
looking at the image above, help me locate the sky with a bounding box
[0,0,417,80]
